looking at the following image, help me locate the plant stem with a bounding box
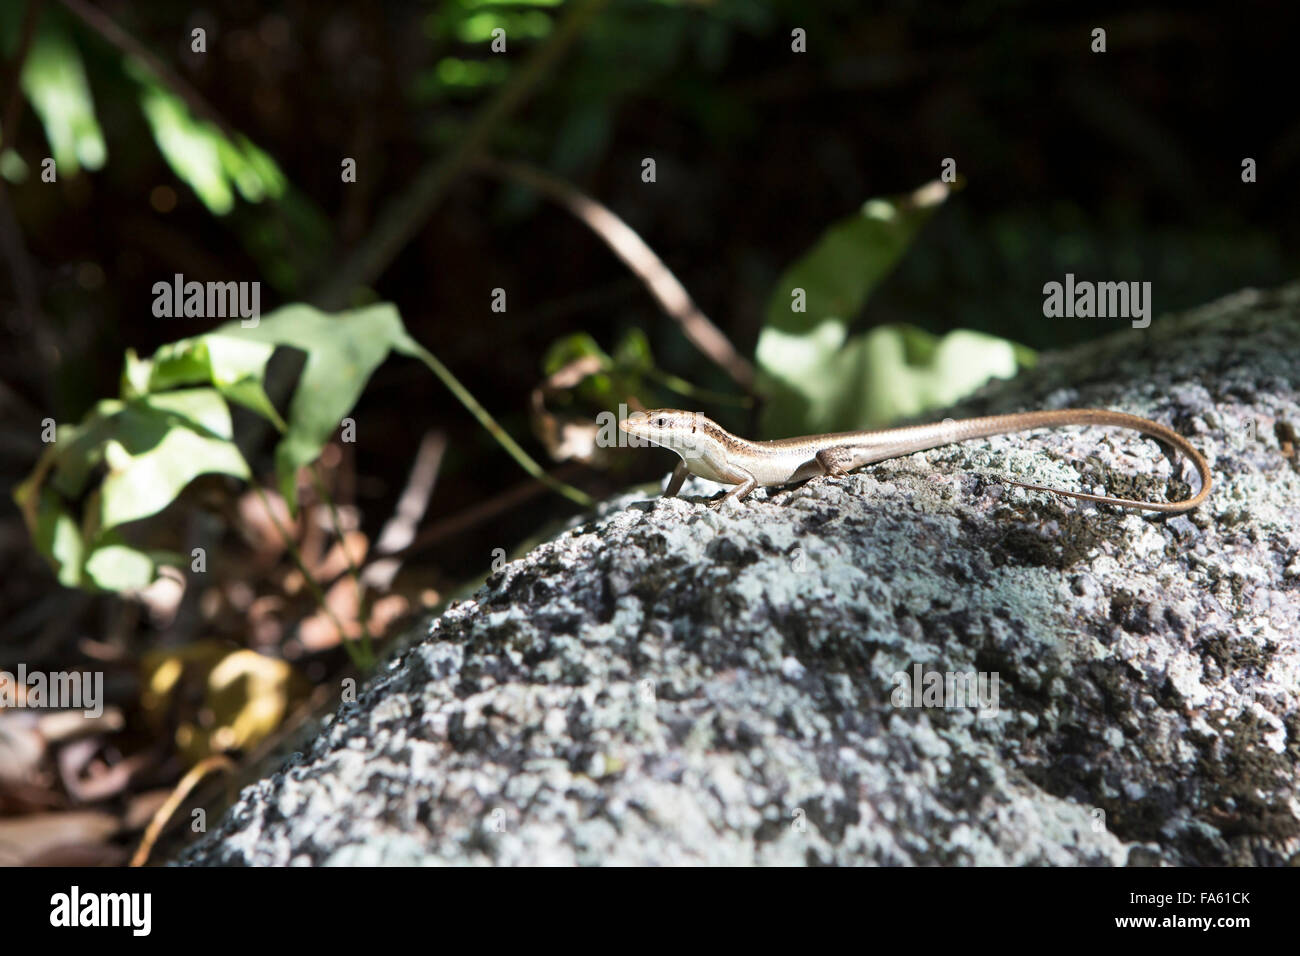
[400,338,595,507]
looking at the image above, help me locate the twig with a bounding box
[474,155,757,392]
[315,0,610,307]
[173,682,334,861]
[362,430,446,590]
[129,754,234,867]
[401,338,595,507]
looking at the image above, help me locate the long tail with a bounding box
[949,409,1212,513]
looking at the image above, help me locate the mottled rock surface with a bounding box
[179,285,1300,866]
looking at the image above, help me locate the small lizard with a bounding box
[620,408,1211,512]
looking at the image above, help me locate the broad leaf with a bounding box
[216,303,424,513]
[97,389,250,530]
[129,335,284,429]
[756,181,1034,436]
[13,389,250,589]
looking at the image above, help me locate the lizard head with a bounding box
[619,409,720,458]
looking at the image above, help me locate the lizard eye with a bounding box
[657,417,666,427]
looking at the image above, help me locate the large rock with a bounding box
[179,285,1300,865]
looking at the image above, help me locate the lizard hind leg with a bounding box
[815,446,874,477]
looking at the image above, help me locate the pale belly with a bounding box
[685,450,824,486]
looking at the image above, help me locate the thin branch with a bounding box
[308,465,374,663]
[315,0,610,308]
[362,430,445,591]
[253,486,374,670]
[474,155,757,392]
[129,754,234,867]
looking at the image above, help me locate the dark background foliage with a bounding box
[5,1,1296,569]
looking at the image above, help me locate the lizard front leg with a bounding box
[662,460,690,497]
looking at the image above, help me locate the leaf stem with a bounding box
[400,338,595,508]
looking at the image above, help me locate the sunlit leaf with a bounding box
[216,304,425,513]
[757,180,1034,435]
[13,388,251,589]
[544,332,608,374]
[132,67,286,216]
[20,25,106,174]
[0,149,29,183]
[83,539,155,591]
[142,335,284,429]
[97,390,250,530]
[30,487,84,588]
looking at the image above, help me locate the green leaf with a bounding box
[20,24,106,175]
[47,400,123,500]
[14,389,251,589]
[97,390,250,530]
[0,149,29,183]
[543,332,608,374]
[30,487,85,588]
[612,328,653,372]
[83,539,156,592]
[15,299,590,589]
[132,66,286,216]
[756,180,1033,435]
[142,335,284,429]
[215,304,419,513]
[121,348,153,398]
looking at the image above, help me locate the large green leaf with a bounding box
[13,388,250,589]
[14,300,579,590]
[97,389,250,531]
[756,181,1034,436]
[83,537,158,592]
[216,303,427,513]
